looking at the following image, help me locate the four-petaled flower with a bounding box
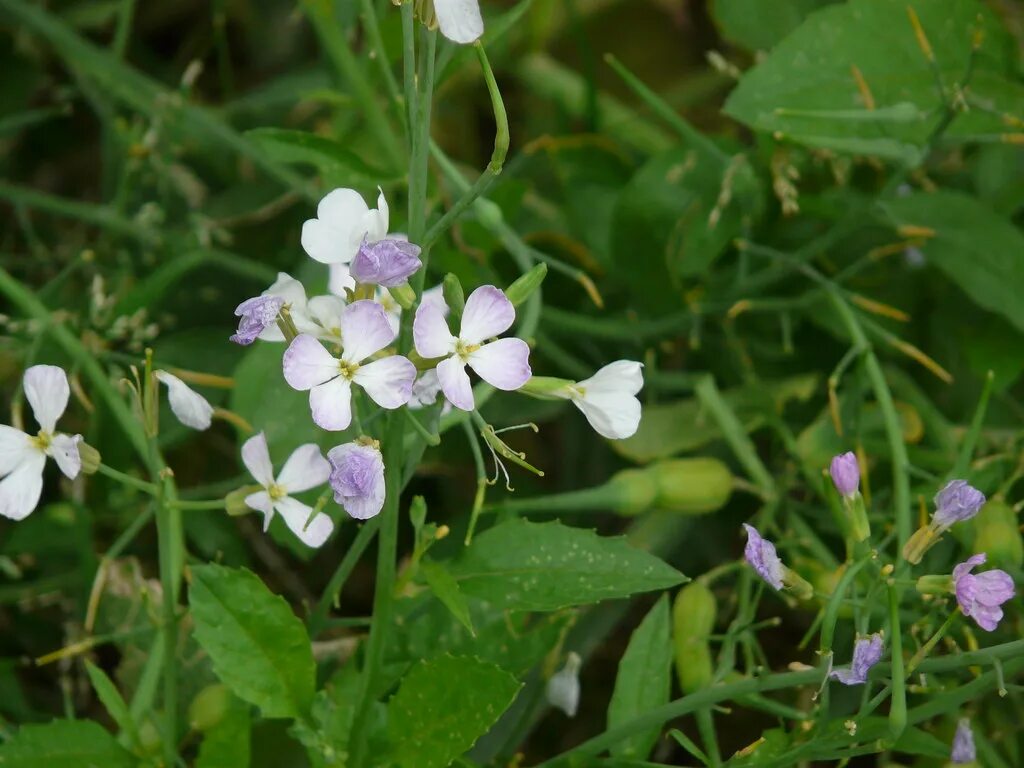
[742,523,784,590]
[155,371,214,431]
[558,361,643,440]
[284,300,416,431]
[951,718,975,764]
[829,633,883,686]
[953,553,1015,632]
[413,285,531,411]
[350,238,422,287]
[434,0,484,44]
[829,452,860,498]
[933,480,986,530]
[240,432,334,548]
[0,366,82,521]
[327,441,385,520]
[302,187,389,266]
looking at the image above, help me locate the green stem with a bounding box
[308,518,380,637]
[887,582,907,741]
[168,498,227,511]
[951,370,994,479]
[97,463,159,495]
[905,606,961,677]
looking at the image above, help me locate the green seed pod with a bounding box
[188,683,230,732]
[649,458,733,515]
[505,263,548,307]
[137,717,162,756]
[673,582,717,693]
[973,500,1023,569]
[604,468,658,516]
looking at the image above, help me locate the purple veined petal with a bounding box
[0,452,46,521]
[971,569,1015,606]
[952,553,987,582]
[23,365,70,433]
[241,432,275,487]
[309,377,353,431]
[47,434,82,480]
[576,360,644,398]
[0,425,36,476]
[327,442,386,520]
[274,496,334,548]
[572,390,642,440]
[829,668,865,685]
[436,356,475,411]
[742,523,785,590]
[829,452,860,498]
[283,335,340,391]
[933,479,986,528]
[264,272,308,311]
[338,300,396,363]
[302,188,371,264]
[155,371,214,431]
[953,553,1015,632]
[460,285,515,344]
[244,490,274,530]
[350,239,422,287]
[354,356,416,409]
[413,300,456,359]
[468,337,532,391]
[951,719,975,764]
[968,603,1004,632]
[231,295,284,345]
[433,0,484,43]
[277,444,330,494]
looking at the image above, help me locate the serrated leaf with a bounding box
[387,655,521,768]
[189,564,315,719]
[0,720,136,768]
[84,661,140,751]
[452,520,686,612]
[607,595,672,759]
[196,694,251,768]
[421,559,475,635]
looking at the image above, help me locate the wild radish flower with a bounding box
[327,440,385,520]
[559,361,643,440]
[830,633,883,685]
[240,432,333,548]
[230,295,284,345]
[546,652,581,717]
[283,301,416,431]
[829,452,859,498]
[246,272,319,342]
[154,371,213,430]
[951,718,975,764]
[302,187,389,265]
[350,238,422,288]
[0,365,82,521]
[904,479,986,563]
[953,553,1015,632]
[742,524,813,598]
[413,285,531,411]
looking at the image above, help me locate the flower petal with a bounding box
[354,356,416,409]
[460,285,514,344]
[0,426,35,476]
[48,434,82,479]
[434,0,484,43]
[241,432,275,486]
[310,377,353,431]
[155,371,214,431]
[413,300,455,359]
[274,497,334,548]
[277,444,330,494]
[469,338,531,391]
[577,360,644,397]
[329,263,356,297]
[436,356,474,411]
[24,365,70,433]
[302,188,370,264]
[0,452,46,521]
[245,490,274,530]
[972,569,1015,606]
[338,300,396,363]
[573,391,642,440]
[307,294,347,339]
[283,334,340,391]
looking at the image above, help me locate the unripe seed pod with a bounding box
[673,582,717,693]
[650,458,733,515]
[188,683,230,732]
[604,468,658,516]
[137,718,162,755]
[972,500,1023,569]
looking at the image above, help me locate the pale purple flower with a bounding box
[0,366,82,521]
[413,285,531,411]
[830,633,883,685]
[829,452,859,498]
[283,301,416,431]
[933,480,986,529]
[230,295,284,345]
[327,441,385,520]
[951,718,975,764]
[154,371,213,430]
[302,187,389,265]
[556,361,643,440]
[742,524,784,590]
[350,238,422,287]
[953,553,1015,632]
[240,432,333,548]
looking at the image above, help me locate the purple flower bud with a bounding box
[953,553,1015,632]
[349,238,422,287]
[951,718,975,764]
[933,479,986,529]
[829,452,860,498]
[742,524,784,590]
[327,441,385,520]
[230,295,285,345]
[829,633,883,685]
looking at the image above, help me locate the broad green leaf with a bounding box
[452,519,686,611]
[387,655,521,768]
[0,720,136,768]
[881,190,1024,334]
[724,0,1024,158]
[196,694,251,768]
[607,595,672,759]
[189,564,315,719]
[711,0,838,51]
[246,128,390,188]
[84,661,140,751]
[421,558,475,635]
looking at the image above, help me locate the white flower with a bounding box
[154,371,214,430]
[546,652,581,717]
[240,432,334,548]
[557,361,643,440]
[0,365,82,521]
[435,0,484,44]
[301,187,389,266]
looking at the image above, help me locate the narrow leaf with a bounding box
[421,558,475,635]
[84,661,140,751]
[0,720,136,768]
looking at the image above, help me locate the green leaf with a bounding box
[387,655,521,768]
[881,190,1024,334]
[421,558,475,635]
[607,595,672,759]
[724,0,1024,158]
[0,720,137,768]
[452,519,686,612]
[84,662,140,751]
[189,564,315,719]
[245,128,391,188]
[711,0,838,51]
[196,694,252,768]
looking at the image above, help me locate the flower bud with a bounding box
[829,452,860,498]
[649,458,733,515]
[972,499,1023,569]
[604,468,659,516]
[442,273,465,322]
[77,441,101,475]
[505,263,548,307]
[188,683,230,732]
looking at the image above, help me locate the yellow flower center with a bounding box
[338,359,360,379]
[454,339,480,362]
[268,483,287,501]
[31,430,52,451]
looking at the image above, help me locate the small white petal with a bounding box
[310,377,353,431]
[0,425,36,476]
[436,356,475,411]
[573,392,642,440]
[48,434,82,479]
[274,497,334,548]
[277,444,330,494]
[241,432,276,487]
[413,300,456,359]
[577,360,644,397]
[283,335,340,391]
[434,0,484,44]
[260,273,316,340]
[24,365,70,433]
[408,370,443,410]
[0,452,46,521]
[460,285,515,344]
[354,356,416,409]
[468,338,531,391]
[244,490,274,530]
[546,653,581,717]
[155,371,214,431]
[339,300,396,363]
[328,263,356,297]
[308,294,347,340]
[302,188,371,264]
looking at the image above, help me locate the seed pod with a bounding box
[188,683,230,732]
[649,458,733,515]
[505,263,548,307]
[603,468,659,516]
[973,499,1023,569]
[673,582,717,694]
